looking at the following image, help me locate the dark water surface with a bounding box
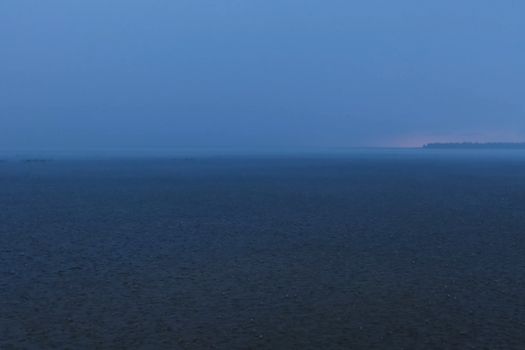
[2,153,525,349]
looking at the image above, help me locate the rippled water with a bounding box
[2,153,525,349]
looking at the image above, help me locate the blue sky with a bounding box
[1,0,524,150]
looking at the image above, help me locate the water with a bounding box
[2,151,525,349]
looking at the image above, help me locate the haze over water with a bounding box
[2,1,525,349]
[2,0,525,150]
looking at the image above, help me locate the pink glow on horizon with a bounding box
[389,131,525,148]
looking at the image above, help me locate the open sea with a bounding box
[2,150,525,349]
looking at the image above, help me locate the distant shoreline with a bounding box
[423,142,525,149]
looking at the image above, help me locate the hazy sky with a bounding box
[1,0,524,150]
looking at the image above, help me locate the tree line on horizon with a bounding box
[423,142,525,149]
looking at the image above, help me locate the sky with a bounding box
[1,0,524,151]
